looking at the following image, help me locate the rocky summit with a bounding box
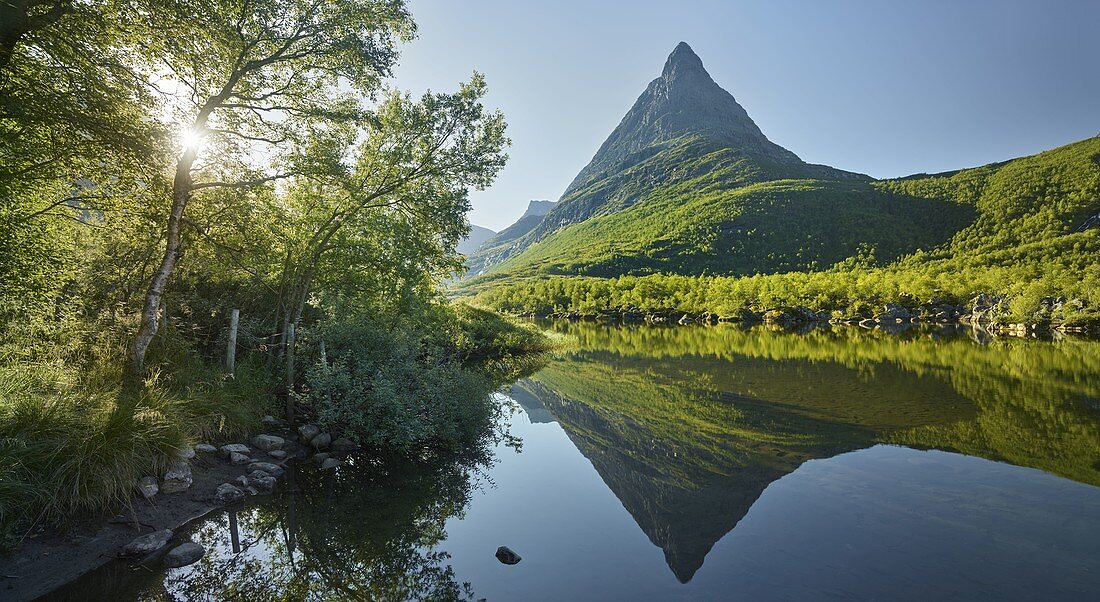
[566,41,806,192]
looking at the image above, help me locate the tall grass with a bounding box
[0,326,274,548]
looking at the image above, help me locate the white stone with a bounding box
[136,476,158,499]
[122,529,172,556]
[248,462,284,477]
[251,434,285,452]
[161,460,192,494]
[219,443,250,458]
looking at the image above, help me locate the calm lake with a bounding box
[47,322,1100,601]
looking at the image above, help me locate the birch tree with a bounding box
[124,0,415,384]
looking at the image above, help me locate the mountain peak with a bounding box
[662,42,705,77]
[522,199,556,218]
[461,43,865,278]
[561,42,803,200]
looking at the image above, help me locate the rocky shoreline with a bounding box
[0,417,357,601]
[525,294,1093,337]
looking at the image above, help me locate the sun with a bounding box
[179,127,204,152]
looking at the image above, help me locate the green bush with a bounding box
[300,305,549,454]
[302,321,491,452]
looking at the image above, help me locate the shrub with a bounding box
[300,305,549,454]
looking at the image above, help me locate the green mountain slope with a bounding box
[471,136,1100,321]
[880,135,1100,259]
[470,136,974,280]
[465,42,870,278]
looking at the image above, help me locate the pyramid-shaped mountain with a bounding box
[464,43,971,280]
[564,42,855,197]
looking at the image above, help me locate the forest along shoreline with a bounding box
[2,3,553,600]
[511,293,1093,337]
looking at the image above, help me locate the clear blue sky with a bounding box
[393,0,1100,231]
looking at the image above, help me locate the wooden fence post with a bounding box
[319,338,333,407]
[228,509,241,554]
[226,308,239,374]
[285,322,296,422]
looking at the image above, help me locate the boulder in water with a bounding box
[163,542,205,568]
[495,546,521,565]
[122,529,172,557]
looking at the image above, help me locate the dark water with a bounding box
[49,323,1100,601]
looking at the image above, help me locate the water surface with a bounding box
[49,323,1100,600]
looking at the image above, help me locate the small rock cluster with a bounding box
[124,415,362,566]
[120,528,206,569]
[297,423,358,470]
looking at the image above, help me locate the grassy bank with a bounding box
[0,321,275,548]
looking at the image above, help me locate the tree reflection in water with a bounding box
[50,449,495,601]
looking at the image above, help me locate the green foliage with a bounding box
[299,305,548,454]
[0,0,169,323]
[301,318,493,453]
[449,304,553,380]
[0,328,274,545]
[0,0,534,552]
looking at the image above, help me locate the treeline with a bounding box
[472,252,1099,325]
[0,1,546,542]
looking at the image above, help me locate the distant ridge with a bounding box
[456,223,495,256]
[465,200,556,275]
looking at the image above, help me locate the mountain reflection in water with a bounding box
[48,322,1100,601]
[513,321,1100,584]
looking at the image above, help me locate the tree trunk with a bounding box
[0,1,72,71]
[125,144,199,388]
